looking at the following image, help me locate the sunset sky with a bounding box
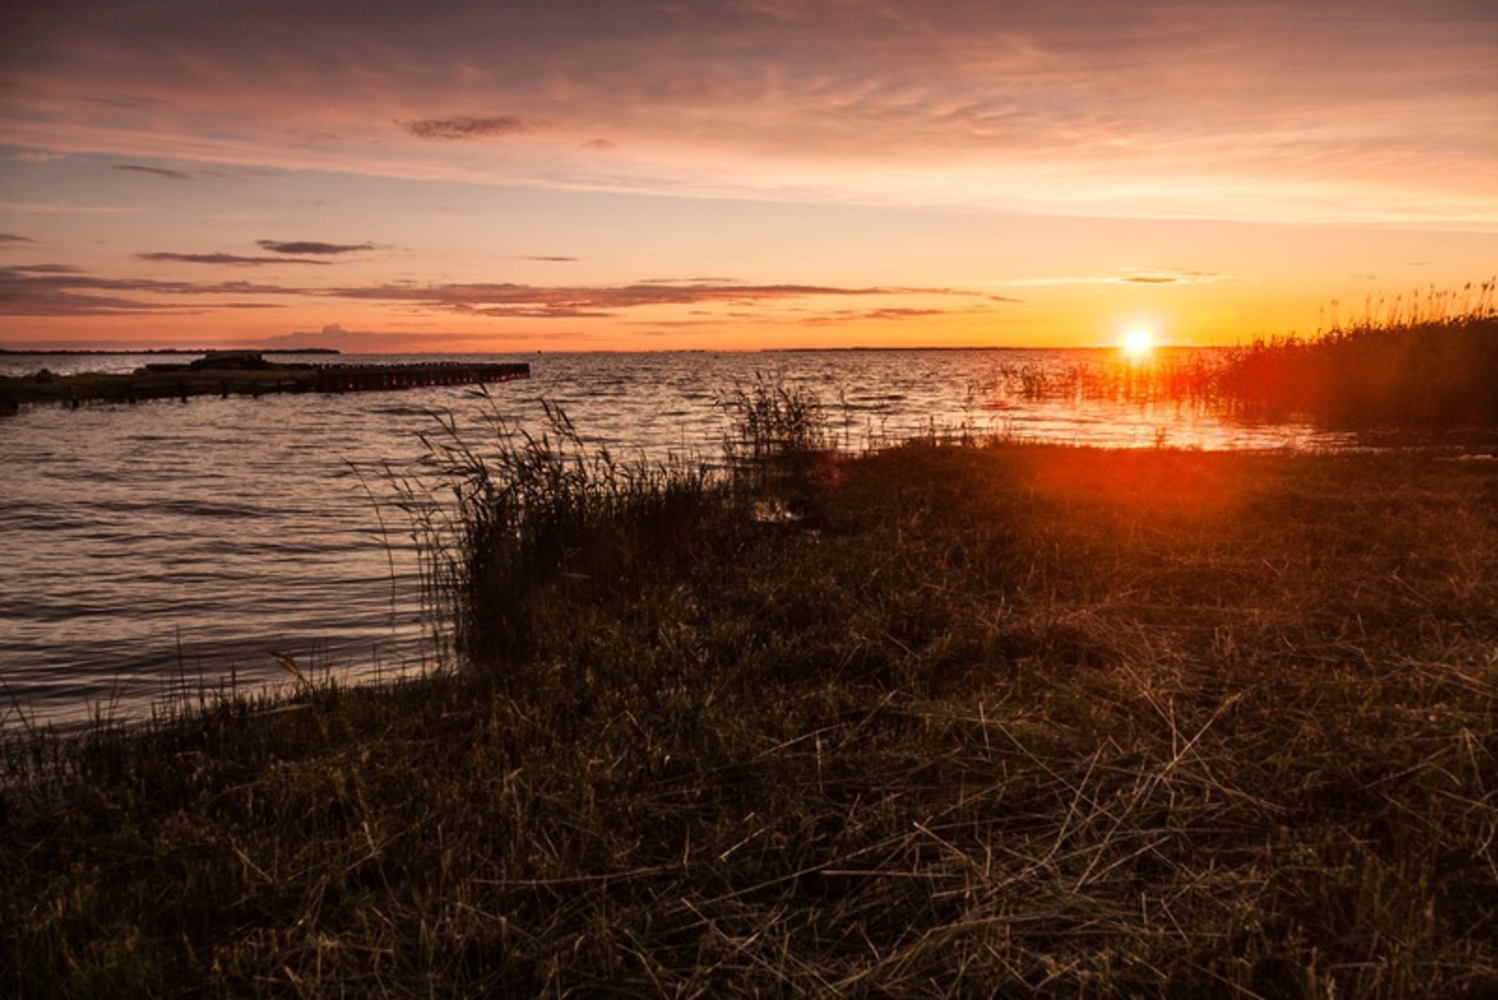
[2,0,1495,352]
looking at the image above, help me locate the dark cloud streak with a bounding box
[113,164,194,180]
[402,116,535,140]
[139,252,332,267]
[257,240,377,255]
[0,265,307,316]
[1,263,975,323]
[11,263,83,274]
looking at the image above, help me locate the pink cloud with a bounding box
[2,1,1492,224]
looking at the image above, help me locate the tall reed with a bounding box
[392,397,730,687]
[719,375,836,521]
[1218,282,1498,428]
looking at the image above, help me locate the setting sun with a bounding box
[1122,328,1155,359]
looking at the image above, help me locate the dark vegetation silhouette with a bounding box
[1217,283,1498,427]
[986,281,1498,435]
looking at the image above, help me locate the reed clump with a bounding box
[4,397,1498,996]
[991,351,1226,412]
[1218,283,1498,428]
[977,282,1498,436]
[390,400,728,681]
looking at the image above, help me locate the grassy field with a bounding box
[4,404,1498,995]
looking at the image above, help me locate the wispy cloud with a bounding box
[1,151,68,163]
[862,307,949,321]
[258,323,594,352]
[4,2,1495,226]
[794,301,1006,327]
[1119,268,1221,285]
[402,116,535,140]
[136,241,379,266]
[0,234,36,245]
[525,255,578,263]
[0,265,304,315]
[0,264,968,323]
[326,279,963,319]
[1006,269,1224,288]
[0,290,166,316]
[0,202,151,215]
[10,263,81,274]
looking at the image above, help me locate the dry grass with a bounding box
[4,431,1497,996]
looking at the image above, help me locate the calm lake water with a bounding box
[1,349,1345,730]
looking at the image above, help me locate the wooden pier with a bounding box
[0,357,530,410]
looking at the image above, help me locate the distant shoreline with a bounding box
[0,348,341,356]
[1,345,1182,357]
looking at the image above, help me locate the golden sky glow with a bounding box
[2,1,1495,351]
